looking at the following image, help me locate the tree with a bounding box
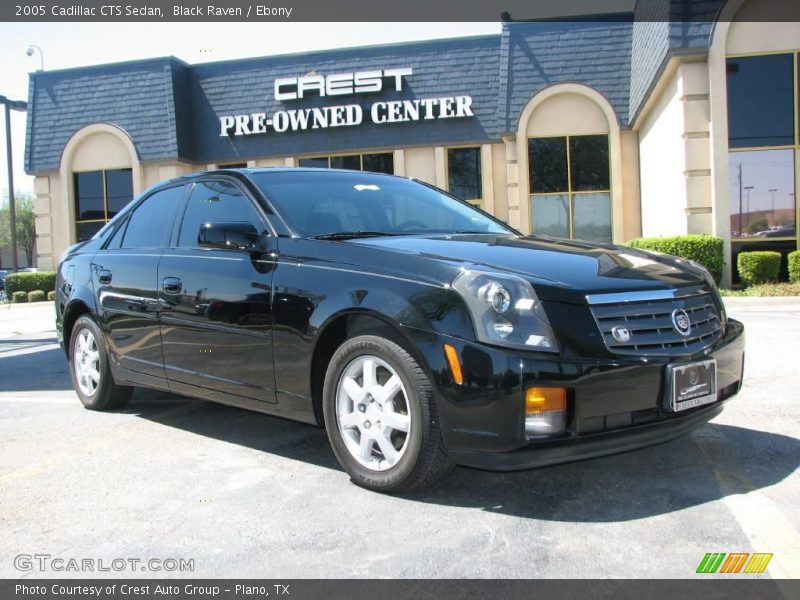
[0,191,36,267]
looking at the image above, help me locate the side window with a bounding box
[178,180,265,248]
[105,217,129,250]
[121,185,185,249]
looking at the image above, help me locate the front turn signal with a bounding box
[443,344,463,385]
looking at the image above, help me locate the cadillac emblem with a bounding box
[671,308,692,337]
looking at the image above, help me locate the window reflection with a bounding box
[728,150,796,238]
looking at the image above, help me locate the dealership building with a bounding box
[23,0,800,285]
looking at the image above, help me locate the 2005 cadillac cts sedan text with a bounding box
[56,169,745,492]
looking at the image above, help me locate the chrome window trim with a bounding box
[585,286,707,306]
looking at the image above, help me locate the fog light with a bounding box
[525,387,567,437]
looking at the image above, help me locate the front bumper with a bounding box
[403,318,745,471]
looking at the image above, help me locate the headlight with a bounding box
[452,270,558,352]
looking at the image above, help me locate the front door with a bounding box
[158,179,277,403]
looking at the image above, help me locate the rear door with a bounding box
[158,178,278,402]
[92,184,187,381]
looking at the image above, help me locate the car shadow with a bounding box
[0,344,72,392]
[125,389,341,471]
[126,392,799,522]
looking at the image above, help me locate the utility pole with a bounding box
[737,163,743,237]
[0,95,28,271]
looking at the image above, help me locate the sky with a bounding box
[0,21,501,198]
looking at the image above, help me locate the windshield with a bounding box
[250,170,513,238]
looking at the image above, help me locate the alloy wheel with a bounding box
[73,328,101,397]
[335,354,411,471]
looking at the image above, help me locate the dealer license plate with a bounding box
[666,359,717,412]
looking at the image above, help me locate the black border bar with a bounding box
[2,0,800,22]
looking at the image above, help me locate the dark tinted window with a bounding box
[569,135,610,191]
[330,155,361,170]
[447,147,482,200]
[105,168,134,217]
[178,180,265,248]
[529,137,568,193]
[362,153,394,175]
[251,171,510,237]
[74,172,105,221]
[299,157,329,168]
[122,185,184,249]
[727,54,794,148]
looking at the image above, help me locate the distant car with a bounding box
[55,168,745,493]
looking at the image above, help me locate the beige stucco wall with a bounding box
[403,147,436,185]
[639,66,689,237]
[638,61,713,239]
[620,129,642,241]
[491,143,509,223]
[525,93,610,137]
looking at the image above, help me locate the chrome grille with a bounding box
[587,287,723,356]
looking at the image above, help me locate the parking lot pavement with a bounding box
[0,300,798,580]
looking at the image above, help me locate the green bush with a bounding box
[11,291,28,303]
[27,290,46,302]
[3,271,56,295]
[47,290,56,301]
[737,251,781,286]
[626,235,724,283]
[789,251,800,284]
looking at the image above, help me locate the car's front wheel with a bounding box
[69,315,132,411]
[323,335,453,493]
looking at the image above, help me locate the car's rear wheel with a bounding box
[323,335,453,493]
[69,315,132,411]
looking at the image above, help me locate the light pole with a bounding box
[768,188,777,227]
[25,45,44,71]
[0,95,28,271]
[744,185,754,235]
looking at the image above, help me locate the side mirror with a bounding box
[198,222,261,251]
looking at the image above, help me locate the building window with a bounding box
[447,147,482,205]
[217,162,247,169]
[727,52,798,245]
[528,135,611,243]
[74,168,133,241]
[298,153,394,174]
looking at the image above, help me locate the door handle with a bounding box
[97,269,112,284]
[162,277,183,295]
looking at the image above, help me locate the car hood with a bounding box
[347,234,709,303]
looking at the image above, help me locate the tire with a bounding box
[68,315,133,411]
[323,335,454,493]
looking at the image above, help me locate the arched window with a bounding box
[516,84,621,243]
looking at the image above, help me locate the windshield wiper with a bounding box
[313,231,402,240]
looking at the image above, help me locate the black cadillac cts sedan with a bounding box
[56,168,745,492]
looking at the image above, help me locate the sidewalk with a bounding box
[722,296,800,313]
[0,301,56,336]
